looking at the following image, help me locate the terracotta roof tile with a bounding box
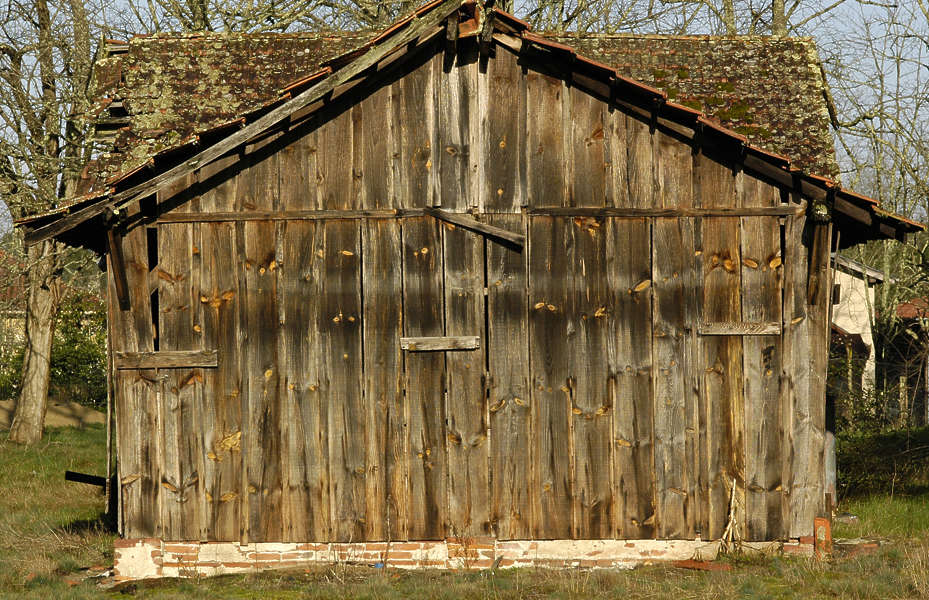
[549,34,839,178]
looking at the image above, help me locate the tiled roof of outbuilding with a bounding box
[551,34,839,178]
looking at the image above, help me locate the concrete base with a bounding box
[113,537,795,580]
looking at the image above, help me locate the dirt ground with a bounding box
[0,399,105,430]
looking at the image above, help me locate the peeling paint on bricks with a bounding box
[113,537,793,581]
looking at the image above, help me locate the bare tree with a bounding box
[0,0,98,444]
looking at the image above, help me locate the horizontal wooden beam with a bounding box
[425,208,525,248]
[529,206,803,218]
[698,322,782,336]
[114,350,219,369]
[158,209,428,223]
[400,336,480,351]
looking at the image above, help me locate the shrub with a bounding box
[837,425,929,497]
[0,292,106,408]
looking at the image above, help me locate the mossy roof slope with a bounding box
[552,34,838,178]
[87,30,839,192]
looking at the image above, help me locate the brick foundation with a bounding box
[113,537,796,580]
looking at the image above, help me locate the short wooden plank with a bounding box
[198,221,244,541]
[526,71,566,208]
[443,223,490,536]
[740,177,785,541]
[278,127,319,211]
[625,114,655,209]
[425,208,525,248]
[698,322,782,336]
[527,216,573,539]
[607,218,655,539]
[435,50,471,211]
[605,106,629,208]
[486,214,531,539]
[569,87,607,208]
[362,219,404,540]
[400,336,480,351]
[395,53,438,209]
[314,108,355,211]
[401,216,448,539]
[697,155,744,541]
[568,216,612,538]
[360,84,395,209]
[323,220,366,542]
[483,47,525,212]
[114,350,218,369]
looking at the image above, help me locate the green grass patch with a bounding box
[0,425,114,595]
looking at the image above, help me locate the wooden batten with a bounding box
[424,208,525,247]
[400,335,480,351]
[698,322,782,336]
[114,350,219,369]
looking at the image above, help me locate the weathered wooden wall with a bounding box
[110,38,829,544]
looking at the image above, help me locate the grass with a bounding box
[0,425,928,599]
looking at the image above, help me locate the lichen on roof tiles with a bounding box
[550,34,839,178]
[88,29,840,189]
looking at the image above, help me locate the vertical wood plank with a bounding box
[324,220,366,542]
[486,214,531,539]
[625,115,655,208]
[395,55,437,208]
[362,219,404,540]
[110,222,159,538]
[360,85,394,209]
[436,53,471,211]
[315,108,356,211]
[604,108,629,208]
[740,178,785,541]
[278,128,320,211]
[569,215,612,538]
[483,47,524,212]
[697,155,744,540]
[526,72,566,209]
[528,216,572,539]
[443,223,490,537]
[402,216,447,539]
[199,221,243,540]
[570,87,607,208]
[607,217,655,538]
[242,220,281,542]
[651,130,697,539]
[157,221,201,540]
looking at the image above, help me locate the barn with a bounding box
[17,0,923,578]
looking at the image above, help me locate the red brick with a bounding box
[390,542,422,550]
[387,551,412,559]
[221,562,255,568]
[165,543,199,553]
[365,543,389,551]
[253,552,281,561]
[297,543,328,551]
[114,538,141,548]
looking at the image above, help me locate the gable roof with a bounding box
[15,0,922,248]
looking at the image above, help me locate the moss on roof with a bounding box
[552,34,838,178]
[86,30,839,192]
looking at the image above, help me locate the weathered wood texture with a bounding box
[112,41,829,544]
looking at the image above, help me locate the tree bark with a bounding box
[9,240,62,445]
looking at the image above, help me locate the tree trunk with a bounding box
[9,240,62,445]
[772,0,787,36]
